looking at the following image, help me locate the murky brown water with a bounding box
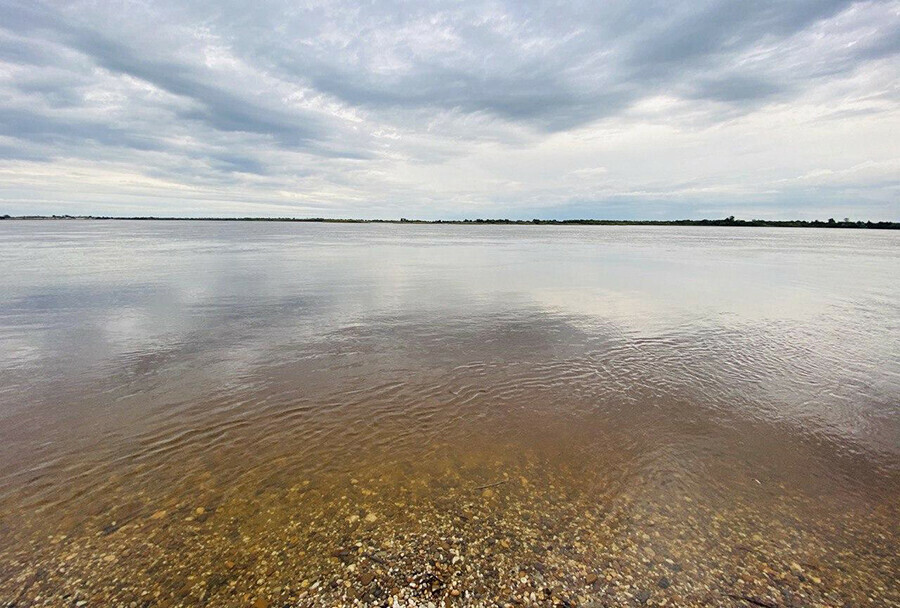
[0,221,898,607]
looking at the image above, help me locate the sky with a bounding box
[0,0,898,220]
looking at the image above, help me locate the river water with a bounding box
[0,221,897,607]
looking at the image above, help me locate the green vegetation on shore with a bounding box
[2,214,898,229]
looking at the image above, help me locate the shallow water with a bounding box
[0,221,898,607]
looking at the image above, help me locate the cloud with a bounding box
[0,0,898,219]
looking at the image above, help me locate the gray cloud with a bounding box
[0,0,898,218]
[0,107,162,151]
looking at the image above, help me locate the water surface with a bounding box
[0,221,898,607]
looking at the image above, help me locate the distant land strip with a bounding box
[2,215,898,229]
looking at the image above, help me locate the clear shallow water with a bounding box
[0,221,898,607]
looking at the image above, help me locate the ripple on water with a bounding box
[0,223,897,605]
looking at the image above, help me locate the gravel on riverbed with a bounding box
[1,449,896,607]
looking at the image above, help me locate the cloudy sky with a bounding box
[1,1,898,219]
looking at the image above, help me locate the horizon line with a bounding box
[2,215,899,229]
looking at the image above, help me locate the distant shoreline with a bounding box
[2,215,898,229]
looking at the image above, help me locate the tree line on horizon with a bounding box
[2,214,898,229]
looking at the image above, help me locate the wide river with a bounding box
[0,221,897,607]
